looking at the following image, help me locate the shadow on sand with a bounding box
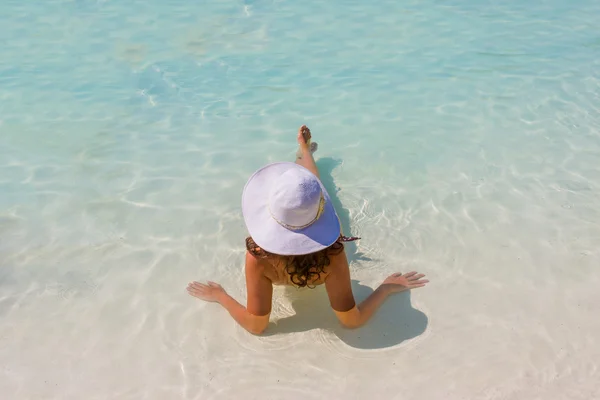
[266,157,428,350]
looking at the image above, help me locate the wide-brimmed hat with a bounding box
[242,162,340,255]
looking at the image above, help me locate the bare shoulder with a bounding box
[324,246,349,280]
[328,246,349,269]
[245,250,268,275]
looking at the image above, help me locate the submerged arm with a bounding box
[324,251,387,328]
[187,252,273,335]
[214,292,270,335]
[224,252,273,335]
[336,287,392,329]
[325,251,428,328]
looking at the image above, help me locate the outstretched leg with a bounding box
[295,125,320,178]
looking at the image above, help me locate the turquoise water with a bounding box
[2,1,600,399]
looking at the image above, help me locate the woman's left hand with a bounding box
[187,281,226,303]
[381,271,429,294]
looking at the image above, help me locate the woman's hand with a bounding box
[381,271,429,294]
[187,281,227,303]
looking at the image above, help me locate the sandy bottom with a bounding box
[2,0,600,399]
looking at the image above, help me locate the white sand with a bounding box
[2,0,600,398]
[2,151,599,399]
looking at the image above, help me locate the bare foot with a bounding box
[297,125,311,151]
[297,125,318,159]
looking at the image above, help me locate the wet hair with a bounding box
[245,236,344,288]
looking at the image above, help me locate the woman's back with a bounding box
[258,254,331,286]
[246,236,342,287]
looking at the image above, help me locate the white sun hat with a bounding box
[242,162,341,256]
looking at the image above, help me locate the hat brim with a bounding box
[242,162,341,256]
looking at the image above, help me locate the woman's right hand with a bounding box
[381,271,429,294]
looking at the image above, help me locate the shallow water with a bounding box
[1,0,600,399]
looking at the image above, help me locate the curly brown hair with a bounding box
[245,236,344,288]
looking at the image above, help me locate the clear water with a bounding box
[2,0,600,399]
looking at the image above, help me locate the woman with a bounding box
[187,126,429,335]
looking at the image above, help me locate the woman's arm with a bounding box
[324,250,429,328]
[186,252,273,335]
